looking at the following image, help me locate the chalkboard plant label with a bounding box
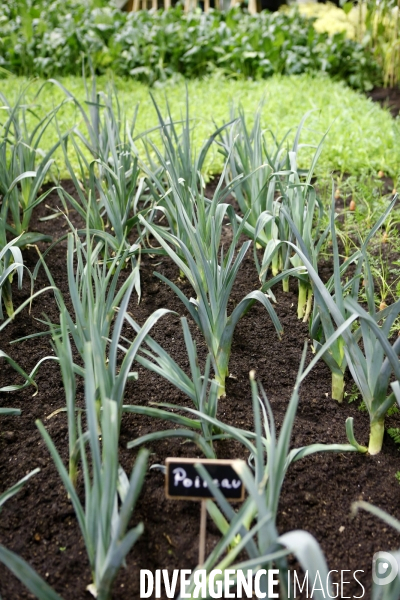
[165,457,245,502]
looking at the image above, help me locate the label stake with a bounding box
[199,499,207,566]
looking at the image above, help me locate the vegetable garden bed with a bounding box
[1,181,400,600]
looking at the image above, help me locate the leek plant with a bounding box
[0,407,20,416]
[140,91,232,210]
[136,92,246,264]
[0,87,65,246]
[0,349,38,394]
[259,143,328,321]
[48,72,127,164]
[0,469,40,510]
[129,313,360,466]
[37,341,149,600]
[285,199,400,454]
[50,75,153,256]
[0,236,24,319]
[35,229,169,482]
[173,344,359,599]
[0,548,62,600]
[217,107,328,319]
[36,229,141,358]
[216,103,290,255]
[0,287,60,394]
[286,190,398,405]
[309,192,372,402]
[343,294,400,455]
[141,91,208,199]
[139,209,283,398]
[121,316,225,458]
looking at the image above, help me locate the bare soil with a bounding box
[368,87,400,118]
[0,181,400,600]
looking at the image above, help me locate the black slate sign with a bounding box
[165,457,245,502]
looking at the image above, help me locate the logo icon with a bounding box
[372,552,399,586]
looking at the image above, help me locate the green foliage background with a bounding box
[0,1,382,90]
[2,73,398,178]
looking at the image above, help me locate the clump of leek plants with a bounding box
[139,207,283,398]
[170,342,359,599]
[0,86,65,247]
[34,228,169,484]
[50,75,152,259]
[37,341,149,600]
[217,106,329,321]
[307,190,396,403]
[286,194,400,455]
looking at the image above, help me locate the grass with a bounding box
[1,72,399,179]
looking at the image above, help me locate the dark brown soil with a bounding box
[1,182,400,600]
[368,87,400,118]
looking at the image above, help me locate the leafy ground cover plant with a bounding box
[2,75,398,179]
[286,187,398,399]
[0,3,382,90]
